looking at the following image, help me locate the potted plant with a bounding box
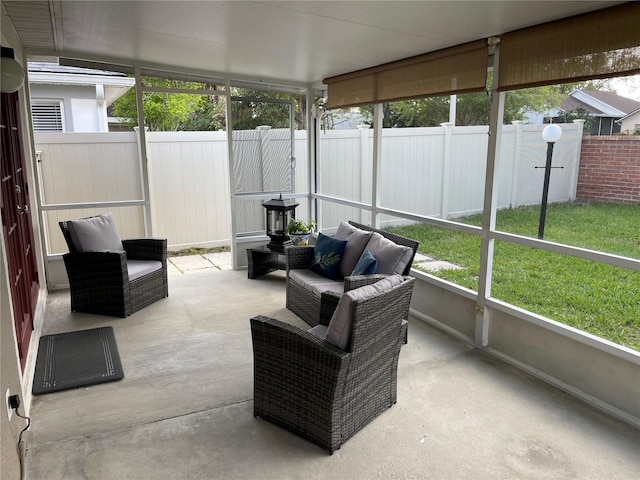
[285,218,317,246]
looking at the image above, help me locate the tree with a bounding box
[347,87,562,128]
[112,78,306,132]
[325,79,611,129]
[181,88,226,131]
[228,89,306,130]
[112,77,212,131]
[504,85,565,124]
[554,106,598,133]
[386,84,564,127]
[556,79,613,95]
[383,97,449,127]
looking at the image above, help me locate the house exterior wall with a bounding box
[1,13,30,480]
[576,136,640,204]
[0,247,21,480]
[619,111,640,134]
[29,83,106,132]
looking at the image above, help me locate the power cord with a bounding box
[8,394,31,480]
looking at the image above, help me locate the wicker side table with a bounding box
[247,245,286,279]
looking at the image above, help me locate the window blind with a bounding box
[32,102,63,132]
[498,2,640,91]
[324,40,488,109]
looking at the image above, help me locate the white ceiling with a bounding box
[2,0,624,89]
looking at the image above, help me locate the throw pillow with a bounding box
[335,221,372,278]
[351,249,377,276]
[67,212,124,253]
[364,232,413,275]
[326,274,404,349]
[310,233,347,280]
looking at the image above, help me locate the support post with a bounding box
[510,121,524,208]
[134,67,153,236]
[358,124,372,226]
[476,38,503,348]
[371,103,383,228]
[440,122,453,220]
[449,94,457,124]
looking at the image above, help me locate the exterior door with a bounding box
[1,92,38,371]
[229,96,295,255]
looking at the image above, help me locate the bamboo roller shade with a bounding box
[324,2,640,109]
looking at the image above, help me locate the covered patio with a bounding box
[1,2,639,479]
[27,265,639,478]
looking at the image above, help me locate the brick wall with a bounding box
[577,136,640,204]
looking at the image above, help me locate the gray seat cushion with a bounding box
[289,269,345,297]
[127,260,163,281]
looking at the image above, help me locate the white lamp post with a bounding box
[538,124,563,239]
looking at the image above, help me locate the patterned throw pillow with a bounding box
[310,233,347,280]
[351,249,377,275]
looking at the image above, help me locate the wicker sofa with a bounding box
[251,274,415,453]
[285,221,419,327]
[59,213,168,317]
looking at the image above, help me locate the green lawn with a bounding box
[389,202,640,351]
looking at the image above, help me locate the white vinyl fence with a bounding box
[146,131,231,250]
[318,122,583,229]
[37,132,147,254]
[36,122,583,254]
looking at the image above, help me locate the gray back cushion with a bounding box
[335,221,372,278]
[326,274,404,349]
[67,212,124,252]
[365,232,413,275]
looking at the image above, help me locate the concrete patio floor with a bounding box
[25,257,639,479]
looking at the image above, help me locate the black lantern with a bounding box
[263,195,299,252]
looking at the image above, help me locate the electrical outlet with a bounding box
[5,389,12,421]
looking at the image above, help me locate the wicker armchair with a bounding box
[286,221,419,327]
[59,219,168,317]
[251,275,415,454]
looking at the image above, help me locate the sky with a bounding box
[610,75,640,101]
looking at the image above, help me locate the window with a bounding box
[32,100,65,132]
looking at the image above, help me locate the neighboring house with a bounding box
[617,107,640,134]
[555,89,640,135]
[28,62,135,132]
